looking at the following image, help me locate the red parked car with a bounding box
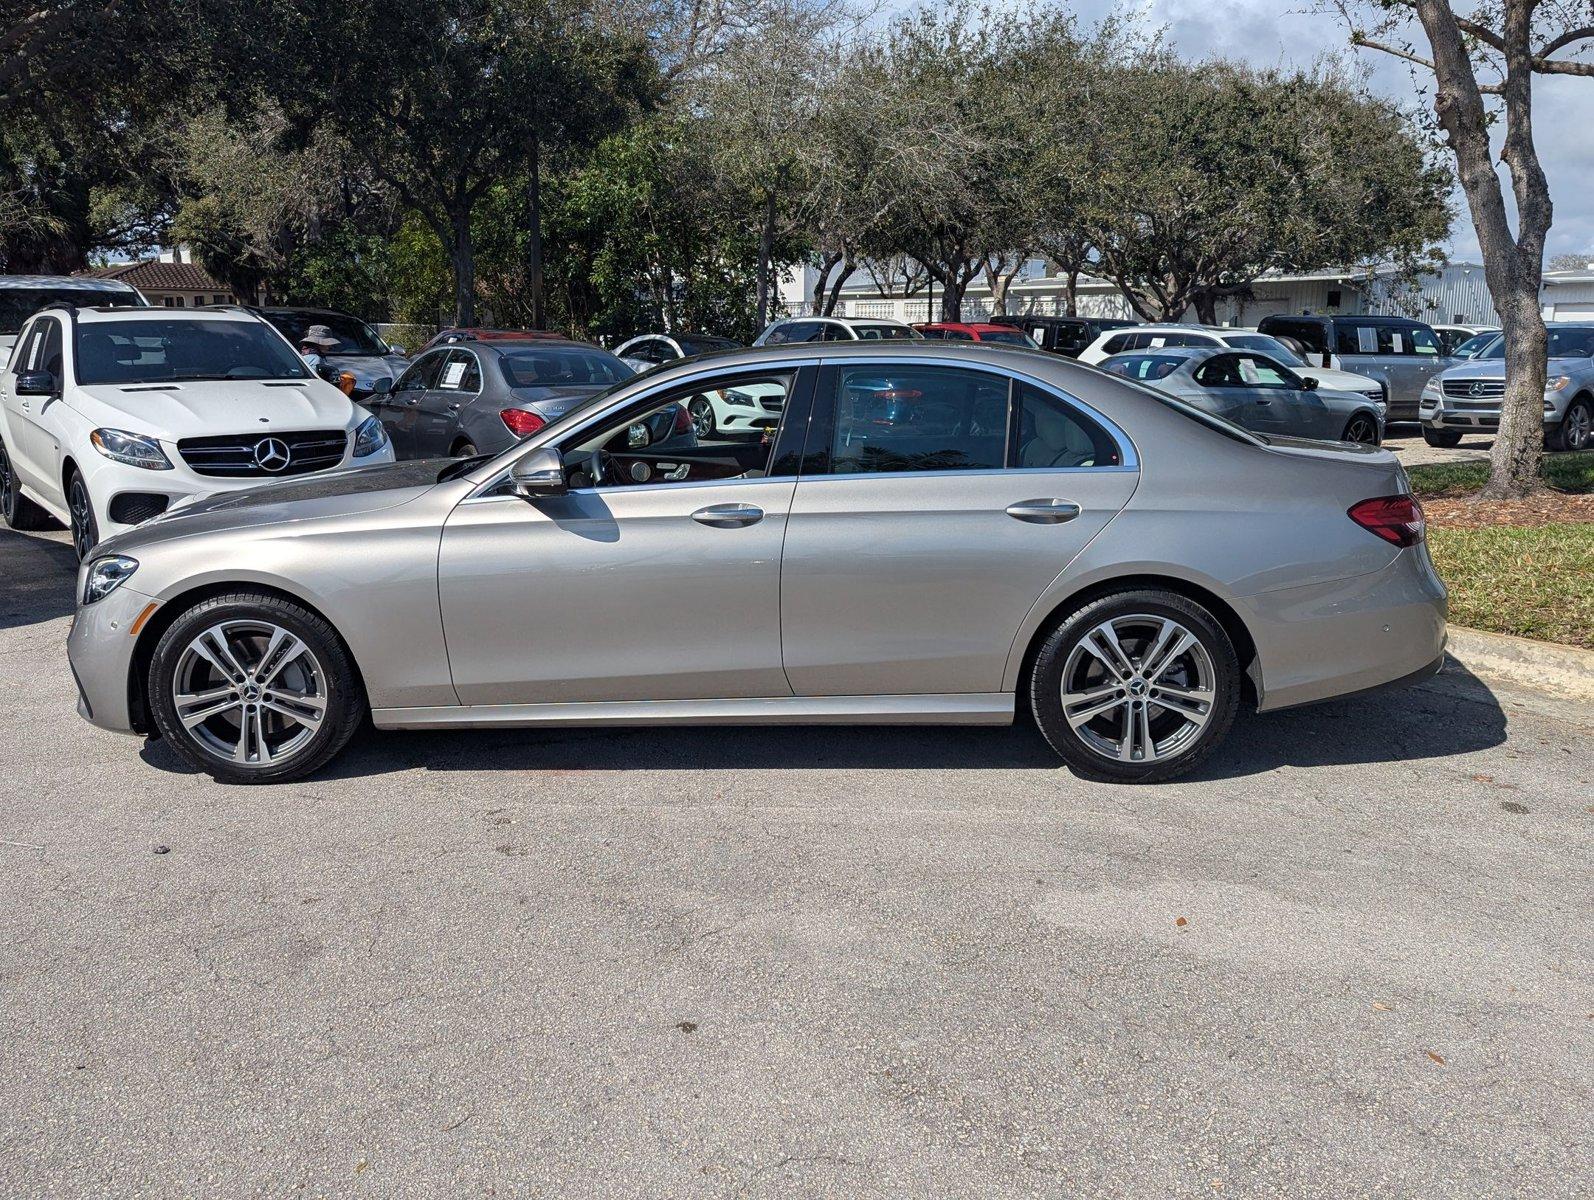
[912,321,1038,346]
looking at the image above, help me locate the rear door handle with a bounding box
[1005,499,1081,524]
[691,503,763,528]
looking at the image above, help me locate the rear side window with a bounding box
[1102,333,1135,355]
[810,365,1119,475]
[765,321,823,345]
[1102,354,1182,381]
[1262,319,1327,354]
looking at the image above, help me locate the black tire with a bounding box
[1029,589,1241,784]
[451,439,478,458]
[65,467,99,560]
[1342,413,1381,445]
[0,434,52,531]
[1422,428,1463,449]
[1547,396,1592,452]
[147,592,366,784]
[688,396,716,439]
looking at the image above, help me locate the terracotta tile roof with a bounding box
[80,260,227,292]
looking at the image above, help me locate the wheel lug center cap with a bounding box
[242,684,260,701]
[1128,678,1149,697]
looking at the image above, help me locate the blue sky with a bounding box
[1061,0,1594,263]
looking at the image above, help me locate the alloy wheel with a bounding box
[68,475,95,559]
[171,620,328,766]
[0,439,14,521]
[1567,402,1592,451]
[1343,415,1379,445]
[689,397,715,439]
[1060,614,1216,764]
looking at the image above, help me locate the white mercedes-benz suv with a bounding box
[0,306,393,557]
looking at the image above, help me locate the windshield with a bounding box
[262,311,388,355]
[74,319,312,385]
[1225,333,1304,366]
[1476,327,1594,359]
[852,323,922,341]
[498,345,634,388]
[978,330,1034,346]
[1,288,141,335]
[1453,332,1497,358]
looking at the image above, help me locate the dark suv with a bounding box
[988,314,1139,358]
[236,306,411,399]
[1257,314,1452,421]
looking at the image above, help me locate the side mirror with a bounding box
[15,370,55,396]
[389,345,406,357]
[626,420,653,449]
[370,376,393,395]
[1301,376,1319,390]
[510,446,566,498]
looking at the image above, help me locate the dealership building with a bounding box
[780,259,1594,328]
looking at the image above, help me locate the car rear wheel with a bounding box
[688,396,717,439]
[0,436,52,531]
[1342,414,1381,445]
[1422,428,1463,448]
[451,439,478,458]
[1030,590,1240,783]
[147,593,365,784]
[66,468,99,560]
[1548,396,1592,452]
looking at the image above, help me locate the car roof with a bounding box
[254,305,359,318]
[71,306,262,324]
[1,274,141,292]
[914,322,1017,333]
[1104,345,1219,361]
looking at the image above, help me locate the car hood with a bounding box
[101,459,454,553]
[70,379,360,442]
[325,352,409,387]
[1438,356,1589,381]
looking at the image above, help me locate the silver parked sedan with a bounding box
[1099,346,1386,444]
[66,342,1446,785]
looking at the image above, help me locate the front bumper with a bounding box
[1419,394,1560,432]
[66,584,157,734]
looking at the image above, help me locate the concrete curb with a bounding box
[1446,626,1594,703]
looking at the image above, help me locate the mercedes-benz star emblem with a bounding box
[253,437,291,472]
[1469,381,1486,396]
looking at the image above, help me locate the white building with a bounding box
[779,259,1591,327]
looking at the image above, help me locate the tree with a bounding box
[1330,1,1594,498]
[209,0,655,326]
[1077,57,1451,323]
[1548,250,1594,270]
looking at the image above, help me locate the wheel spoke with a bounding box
[255,629,306,686]
[194,629,248,683]
[1063,684,1124,729]
[175,685,240,729]
[262,694,324,733]
[1153,685,1211,719]
[1145,632,1196,683]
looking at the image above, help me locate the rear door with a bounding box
[779,360,1139,696]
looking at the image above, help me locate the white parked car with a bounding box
[0,274,145,356]
[1077,323,1388,408]
[0,306,394,558]
[753,316,922,346]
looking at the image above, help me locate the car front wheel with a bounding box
[147,593,365,784]
[66,467,99,560]
[1030,590,1240,783]
[0,435,52,531]
[1549,396,1592,452]
[1422,428,1463,448]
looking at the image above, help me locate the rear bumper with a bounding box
[1241,549,1448,712]
[66,585,154,734]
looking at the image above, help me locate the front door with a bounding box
[375,350,446,457]
[411,348,480,457]
[0,316,63,490]
[779,363,1139,696]
[438,365,812,706]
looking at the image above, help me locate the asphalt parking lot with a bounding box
[2,522,1590,1197]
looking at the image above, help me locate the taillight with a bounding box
[1348,494,1425,547]
[672,404,691,435]
[500,408,547,438]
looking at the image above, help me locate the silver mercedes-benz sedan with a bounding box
[65,341,1447,785]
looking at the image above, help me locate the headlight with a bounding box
[82,555,138,605]
[1546,375,1572,393]
[1420,378,1442,398]
[723,391,754,408]
[90,428,172,470]
[352,414,389,457]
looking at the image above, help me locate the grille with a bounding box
[759,396,785,412]
[1443,380,1504,399]
[177,430,348,477]
[1445,399,1503,412]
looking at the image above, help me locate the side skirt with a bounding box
[372,693,1016,731]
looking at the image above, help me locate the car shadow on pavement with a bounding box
[0,528,76,631]
[137,656,1509,782]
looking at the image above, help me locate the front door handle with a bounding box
[1255,398,1273,406]
[1005,499,1081,524]
[691,503,763,528]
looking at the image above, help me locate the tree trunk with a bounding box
[450,204,476,328]
[823,255,853,315]
[1413,0,1548,499]
[527,141,545,330]
[1063,268,1079,317]
[811,252,842,315]
[755,188,777,329]
[1192,288,1218,325]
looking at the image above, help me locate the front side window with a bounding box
[557,370,798,489]
[38,318,63,379]
[1193,354,1247,388]
[394,351,445,392]
[764,321,823,345]
[73,319,311,385]
[1233,354,1297,388]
